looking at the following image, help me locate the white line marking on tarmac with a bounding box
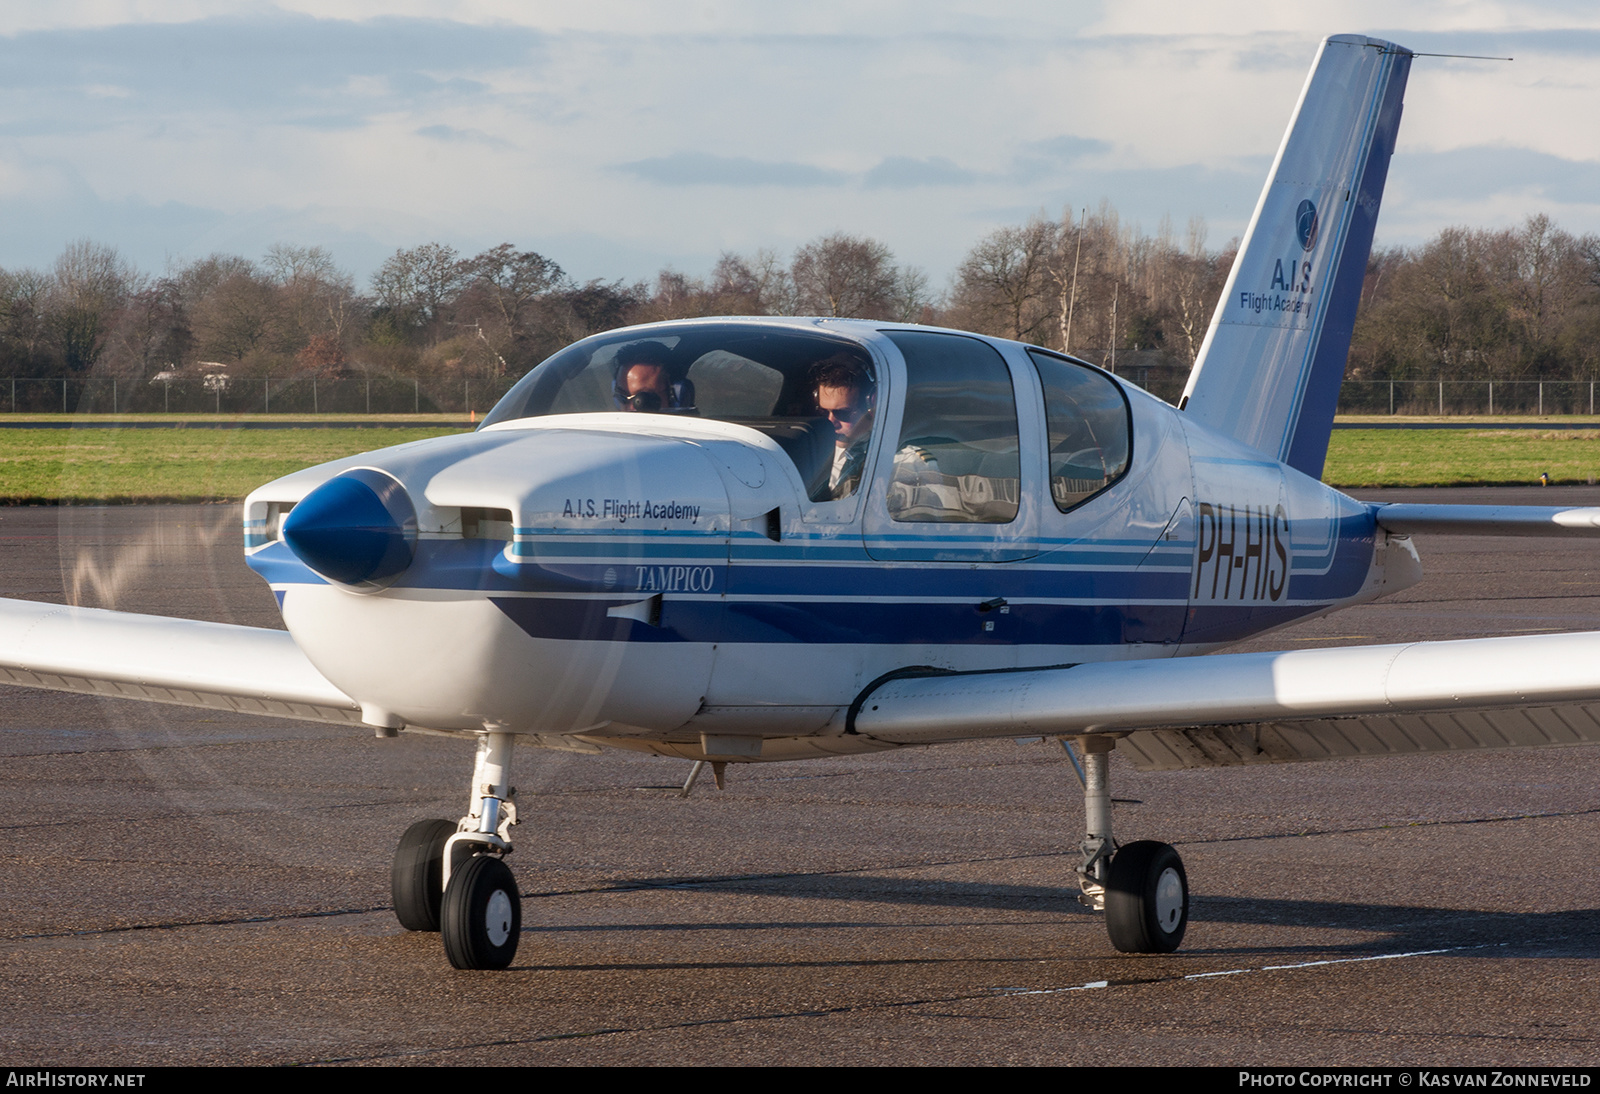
[1254,947,1458,972]
[991,943,1502,997]
[997,980,1109,996]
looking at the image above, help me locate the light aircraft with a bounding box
[6,34,1600,970]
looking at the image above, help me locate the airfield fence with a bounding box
[1108,371,1600,416]
[1048,353,1600,416]
[2,375,1598,417]
[1334,380,1600,416]
[0,377,520,416]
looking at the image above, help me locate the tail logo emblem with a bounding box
[1296,199,1319,251]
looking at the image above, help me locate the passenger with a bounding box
[808,354,875,500]
[612,342,683,413]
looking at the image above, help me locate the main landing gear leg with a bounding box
[1072,734,1188,954]
[391,730,522,969]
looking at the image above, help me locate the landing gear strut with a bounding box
[1071,734,1188,954]
[391,731,522,969]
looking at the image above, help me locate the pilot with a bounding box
[612,342,691,413]
[808,354,875,500]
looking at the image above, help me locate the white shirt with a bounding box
[829,443,850,492]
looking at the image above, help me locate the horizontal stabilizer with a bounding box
[852,631,1600,760]
[1375,503,1600,537]
[0,597,361,726]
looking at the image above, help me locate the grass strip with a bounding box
[1324,429,1600,487]
[0,424,1594,503]
[1334,414,1600,427]
[0,427,466,504]
[0,413,472,425]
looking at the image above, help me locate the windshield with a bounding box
[481,323,879,502]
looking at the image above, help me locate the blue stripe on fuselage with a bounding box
[1285,509,1374,600]
[250,520,1371,647]
[487,596,1194,647]
[250,536,1196,599]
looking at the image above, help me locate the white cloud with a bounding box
[0,3,1594,289]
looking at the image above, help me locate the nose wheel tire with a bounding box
[441,854,522,970]
[391,818,457,932]
[1104,840,1188,954]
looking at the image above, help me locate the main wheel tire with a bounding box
[441,854,522,970]
[1104,840,1188,954]
[391,819,456,932]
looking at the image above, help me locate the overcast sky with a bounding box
[2,1,1597,293]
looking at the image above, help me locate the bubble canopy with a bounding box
[480,323,880,501]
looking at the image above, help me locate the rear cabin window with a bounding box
[479,323,879,502]
[1026,349,1131,512]
[884,331,1020,524]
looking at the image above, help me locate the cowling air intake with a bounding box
[281,468,418,588]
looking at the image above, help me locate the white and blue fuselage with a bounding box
[242,318,1418,761]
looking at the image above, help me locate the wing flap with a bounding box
[1117,703,1600,770]
[0,597,361,726]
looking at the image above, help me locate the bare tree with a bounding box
[710,251,793,315]
[1581,235,1600,291]
[949,218,1059,341]
[455,244,568,370]
[558,279,644,340]
[792,233,921,319]
[263,243,341,289]
[747,249,797,315]
[0,268,52,372]
[262,243,359,351]
[889,265,933,323]
[371,243,466,340]
[51,240,138,373]
[1158,219,1231,367]
[175,254,254,304]
[1501,215,1589,367]
[185,262,278,363]
[101,279,191,380]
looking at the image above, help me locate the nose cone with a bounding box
[282,468,417,586]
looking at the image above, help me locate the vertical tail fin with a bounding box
[1179,35,1411,477]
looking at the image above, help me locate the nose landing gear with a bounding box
[1069,734,1189,954]
[391,731,523,969]
[441,854,521,970]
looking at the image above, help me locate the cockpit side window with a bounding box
[884,331,1020,524]
[1026,349,1131,513]
[478,323,879,502]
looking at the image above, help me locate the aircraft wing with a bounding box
[0,596,364,727]
[851,631,1600,770]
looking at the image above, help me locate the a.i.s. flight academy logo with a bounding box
[1237,198,1322,316]
[1296,199,1319,251]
